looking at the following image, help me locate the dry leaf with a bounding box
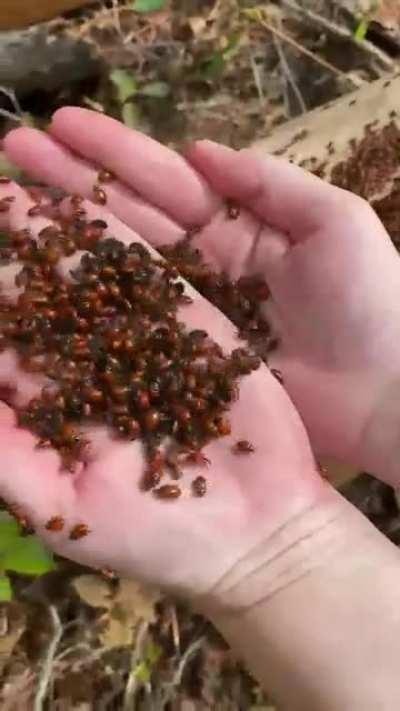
[114,579,160,624]
[101,579,160,649]
[339,0,400,28]
[0,603,26,673]
[187,16,207,37]
[73,575,111,610]
[74,575,160,650]
[372,0,400,29]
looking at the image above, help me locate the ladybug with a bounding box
[69,523,90,540]
[45,516,65,532]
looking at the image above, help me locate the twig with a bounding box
[273,33,307,115]
[33,606,63,711]
[249,52,265,104]
[0,87,24,124]
[111,0,122,36]
[0,109,23,124]
[244,8,364,88]
[0,87,23,117]
[169,603,181,655]
[161,636,205,706]
[280,0,396,74]
[123,620,149,711]
[55,642,92,662]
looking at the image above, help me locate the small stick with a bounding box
[33,605,63,711]
[244,8,364,88]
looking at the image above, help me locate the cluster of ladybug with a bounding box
[0,176,264,540]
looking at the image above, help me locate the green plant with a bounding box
[353,1,380,43]
[130,0,167,13]
[200,33,241,80]
[0,512,55,601]
[354,16,370,42]
[109,69,171,128]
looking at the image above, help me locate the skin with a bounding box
[3,109,400,709]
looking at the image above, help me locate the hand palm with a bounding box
[7,108,400,474]
[0,128,320,593]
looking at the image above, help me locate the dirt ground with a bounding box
[1,1,400,709]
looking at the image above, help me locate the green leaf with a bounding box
[3,536,55,576]
[201,51,225,79]
[134,660,151,683]
[222,33,241,61]
[0,575,12,602]
[201,34,241,80]
[145,641,162,665]
[130,0,167,13]
[139,81,170,99]
[354,17,369,43]
[0,513,20,556]
[110,69,137,104]
[121,101,141,129]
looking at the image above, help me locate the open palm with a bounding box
[0,142,322,597]
[7,108,400,480]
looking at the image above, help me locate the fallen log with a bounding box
[0,0,92,30]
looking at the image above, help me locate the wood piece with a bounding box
[0,1,92,30]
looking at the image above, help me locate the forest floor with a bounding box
[1,1,400,709]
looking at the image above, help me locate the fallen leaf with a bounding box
[372,0,400,29]
[73,575,111,610]
[0,602,26,673]
[73,575,160,650]
[187,16,207,37]
[113,579,160,624]
[101,580,160,649]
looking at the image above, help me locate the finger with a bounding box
[4,125,287,284]
[4,127,185,247]
[186,140,349,237]
[49,107,219,225]
[5,108,219,227]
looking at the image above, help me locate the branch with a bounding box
[273,33,307,115]
[33,605,63,711]
[161,636,205,706]
[123,619,149,711]
[280,0,396,73]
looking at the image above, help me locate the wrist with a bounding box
[201,493,400,710]
[198,488,368,616]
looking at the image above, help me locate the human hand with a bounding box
[6,109,400,711]
[0,174,324,599]
[7,109,400,481]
